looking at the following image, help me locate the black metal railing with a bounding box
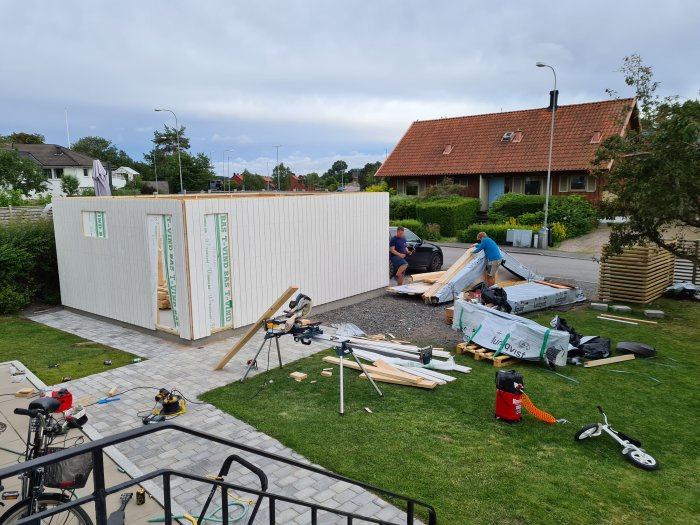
[0,422,436,525]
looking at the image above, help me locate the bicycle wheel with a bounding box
[0,494,93,525]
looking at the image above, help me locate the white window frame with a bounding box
[569,174,587,192]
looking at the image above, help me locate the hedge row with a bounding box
[457,224,538,245]
[416,197,480,237]
[0,219,60,313]
[389,195,418,220]
[390,219,427,240]
[489,194,596,238]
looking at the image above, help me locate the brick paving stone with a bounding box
[27,309,422,525]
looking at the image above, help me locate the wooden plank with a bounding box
[423,250,475,300]
[358,373,438,389]
[533,280,574,289]
[322,356,422,383]
[289,371,308,381]
[598,314,658,325]
[597,316,638,325]
[584,354,635,368]
[408,271,446,283]
[213,285,299,370]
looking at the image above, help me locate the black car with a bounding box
[389,227,443,278]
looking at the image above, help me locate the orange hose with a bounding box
[521,394,557,424]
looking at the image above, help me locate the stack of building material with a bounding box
[598,245,675,304]
[503,281,585,314]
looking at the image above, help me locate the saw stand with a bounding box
[333,339,383,416]
[240,325,284,383]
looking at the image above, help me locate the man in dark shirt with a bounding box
[390,226,413,285]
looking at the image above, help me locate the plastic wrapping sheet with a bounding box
[504,282,585,314]
[452,300,570,362]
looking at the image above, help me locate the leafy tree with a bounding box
[272,163,293,190]
[72,136,133,167]
[155,151,214,193]
[304,172,322,188]
[595,55,700,264]
[240,169,266,191]
[359,161,382,189]
[0,149,48,195]
[153,125,190,156]
[60,175,80,196]
[365,180,396,194]
[0,132,45,144]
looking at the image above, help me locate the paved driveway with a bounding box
[25,310,416,524]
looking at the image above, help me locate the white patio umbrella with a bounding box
[92,159,111,196]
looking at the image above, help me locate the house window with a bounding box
[83,169,89,177]
[43,169,52,179]
[511,178,524,194]
[82,211,108,238]
[54,168,64,179]
[585,176,596,192]
[406,180,419,196]
[524,178,541,195]
[570,175,586,191]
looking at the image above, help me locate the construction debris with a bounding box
[599,313,658,325]
[590,302,609,311]
[289,371,308,382]
[644,309,665,319]
[584,354,635,368]
[597,316,638,325]
[320,370,333,377]
[611,305,633,313]
[456,342,520,368]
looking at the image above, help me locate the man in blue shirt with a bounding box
[469,232,503,287]
[390,227,413,285]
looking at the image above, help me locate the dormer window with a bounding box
[442,144,454,155]
[590,131,602,144]
[501,132,515,142]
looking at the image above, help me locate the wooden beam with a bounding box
[584,354,635,368]
[359,373,438,389]
[213,286,299,370]
[596,316,638,325]
[322,356,422,383]
[598,313,658,325]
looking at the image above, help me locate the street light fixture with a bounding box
[535,62,557,249]
[272,145,282,190]
[223,149,233,192]
[154,108,184,193]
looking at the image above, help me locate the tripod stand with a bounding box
[240,328,284,383]
[333,339,383,416]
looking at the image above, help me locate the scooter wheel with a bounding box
[625,449,660,470]
[574,423,600,441]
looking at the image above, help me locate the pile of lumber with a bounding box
[408,271,446,284]
[598,245,675,304]
[423,251,475,304]
[322,355,466,389]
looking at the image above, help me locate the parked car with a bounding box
[389,226,443,278]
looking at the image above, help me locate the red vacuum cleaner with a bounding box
[495,370,523,422]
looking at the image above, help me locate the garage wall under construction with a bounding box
[52,192,388,340]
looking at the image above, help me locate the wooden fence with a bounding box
[0,205,53,224]
[673,240,700,285]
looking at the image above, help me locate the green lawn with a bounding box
[0,316,139,385]
[202,298,700,525]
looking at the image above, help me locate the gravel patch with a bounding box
[314,294,463,350]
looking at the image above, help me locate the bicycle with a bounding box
[0,396,93,525]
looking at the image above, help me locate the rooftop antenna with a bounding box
[64,107,71,148]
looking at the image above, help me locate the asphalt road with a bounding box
[438,245,600,292]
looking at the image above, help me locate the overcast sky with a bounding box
[2,0,698,176]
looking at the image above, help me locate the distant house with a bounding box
[1,143,128,196]
[376,98,639,210]
[112,166,139,184]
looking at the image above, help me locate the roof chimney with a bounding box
[548,90,559,112]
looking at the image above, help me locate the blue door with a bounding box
[488,176,505,206]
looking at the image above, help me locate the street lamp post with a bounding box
[273,145,282,190]
[535,62,557,249]
[154,108,184,193]
[223,149,233,192]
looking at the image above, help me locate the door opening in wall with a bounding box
[148,215,180,334]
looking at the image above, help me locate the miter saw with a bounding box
[240,293,323,382]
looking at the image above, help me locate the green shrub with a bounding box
[489,194,546,224]
[389,195,419,220]
[548,195,597,237]
[416,197,480,237]
[79,187,96,197]
[424,223,441,241]
[550,222,567,243]
[390,219,427,240]
[516,211,545,225]
[0,219,60,312]
[421,177,468,199]
[0,189,25,207]
[365,180,396,194]
[457,224,538,245]
[60,175,80,196]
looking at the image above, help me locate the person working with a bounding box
[468,232,503,287]
[390,226,414,285]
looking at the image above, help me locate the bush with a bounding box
[457,224,538,245]
[516,211,544,225]
[416,197,480,237]
[365,180,396,194]
[547,195,597,237]
[425,223,441,241]
[0,219,60,313]
[0,189,25,207]
[390,219,427,240]
[79,187,96,197]
[61,175,80,196]
[389,195,418,220]
[489,194,547,224]
[550,222,567,243]
[422,177,469,199]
